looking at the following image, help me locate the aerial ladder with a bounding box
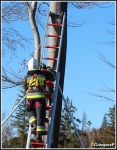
[1,86,26,127]
[2,11,84,149]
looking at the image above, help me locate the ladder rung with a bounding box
[46,93,53,99]
[46,34,60,38]
[48,23,62,26]
[31,141,46,148]
[46,105,51,110]
[46,80,54,86]
[43,57,57,60]
[45,46,59,49]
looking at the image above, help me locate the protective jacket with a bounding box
[24,70,54,100]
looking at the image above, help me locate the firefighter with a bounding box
[24,58,54,142]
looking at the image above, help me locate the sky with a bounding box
[1,2,116,131]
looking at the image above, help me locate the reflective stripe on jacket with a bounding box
[26,92,45,100]
[37,126,45,132]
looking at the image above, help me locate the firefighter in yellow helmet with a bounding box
[24,58,54,142]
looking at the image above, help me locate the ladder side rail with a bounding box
[58,85,85,148]
[1,96,26,126]
[41,12,50,68]
[11,86,23,111]
[42,11,51,145]
[56,12,66,72]
[3,86,23,127]
[47,72,60,148]
[26,125,32,149]
[47,12,65,148]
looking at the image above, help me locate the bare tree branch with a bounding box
[99,82,115,93]
[95,19,115,48]
[2,27,33,56]
[68,20,88,28]
[105,29,115,35]
[2,75,23,86]
[84,91,115,102]
[104,19,115,26]
[2,1,46,89]
[2,67,24,89]
[97,51,115,69]
[89,17,115,104]
[70,2,114,9]
[24,2,30,9]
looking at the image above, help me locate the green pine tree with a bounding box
[58,97,81,148]
[99,104,115,148]
[6,87,28,148]
[101,113,108,129]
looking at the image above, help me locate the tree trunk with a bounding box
[25,2,41,62]
[48,2,68,148]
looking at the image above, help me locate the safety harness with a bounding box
[26,74,47,96]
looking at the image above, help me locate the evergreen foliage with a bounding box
[101,113,108,129]
[99,104,115,148]
[2,87,29,148]
[58,97,82,148]
[89,104,115,148]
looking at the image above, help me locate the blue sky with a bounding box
[2,2,116,130]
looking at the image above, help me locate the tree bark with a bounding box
[49,2,68,148]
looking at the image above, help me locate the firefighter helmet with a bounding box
[28,58,39,70]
